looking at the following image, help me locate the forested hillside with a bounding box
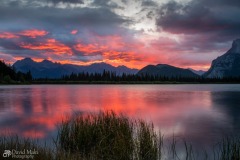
[0,60,32,84]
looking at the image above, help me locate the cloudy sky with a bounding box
[0,0,240,70]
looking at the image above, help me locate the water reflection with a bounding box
[211,92,240,133]
[0,85,240,149]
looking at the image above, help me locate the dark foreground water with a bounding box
[0,84,240,157]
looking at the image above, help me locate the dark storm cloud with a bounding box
[0,0,137,63]
[1,0,84,7]
[49,0,84,4]
[0,39,22,51]
[156,0,240,41]
[0,7,128,31]
[199,0,240,7]
[4,0,22,7]
[91,0,123,9]
[0,0,132,36]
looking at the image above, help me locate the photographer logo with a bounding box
[2,149,38,159]
[3,150,11,158]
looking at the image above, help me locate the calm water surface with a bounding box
[0,84,240,150]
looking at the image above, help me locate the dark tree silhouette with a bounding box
[0,60,32,83]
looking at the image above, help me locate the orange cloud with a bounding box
[0,29,48,39]
[74,40,143,68]
[103,51,138,62]
[20,38,73,55]
[74,35,127,54]
[71,30,78,35]
[89,35,126,50]
[74,43,107,54]
[0,32,19,39]
[18,29,48,38]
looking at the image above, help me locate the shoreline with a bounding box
[2,81,240,85]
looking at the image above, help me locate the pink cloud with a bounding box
[71,30,78,35]
[74,43,107,54]
[0,29,48,39]
[0,32,19,39]
[20,38,73,55]
[18,29,48,38]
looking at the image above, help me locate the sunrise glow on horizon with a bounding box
[1,0,240,70]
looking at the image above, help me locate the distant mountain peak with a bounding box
[188,68,206,76]
[117,65,128,68]
[41,59,52,63]
[156,64,169,67]
[137,64,199,78]
[15,58,35,65]
[156,64,172,70]
[230,39,240,54]
[22,57,34,62]
[204,39,240,78]
[41,59,53,64]
[156,64,168,66]
[89,62,111,67]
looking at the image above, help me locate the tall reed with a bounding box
[57,111,159,160]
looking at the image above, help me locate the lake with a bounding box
[0,84,240,155]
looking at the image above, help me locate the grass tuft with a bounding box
[57,111,159,160]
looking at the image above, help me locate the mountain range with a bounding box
[13,58,138,79]
[13,58,205,79]
[13,39,240,79]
